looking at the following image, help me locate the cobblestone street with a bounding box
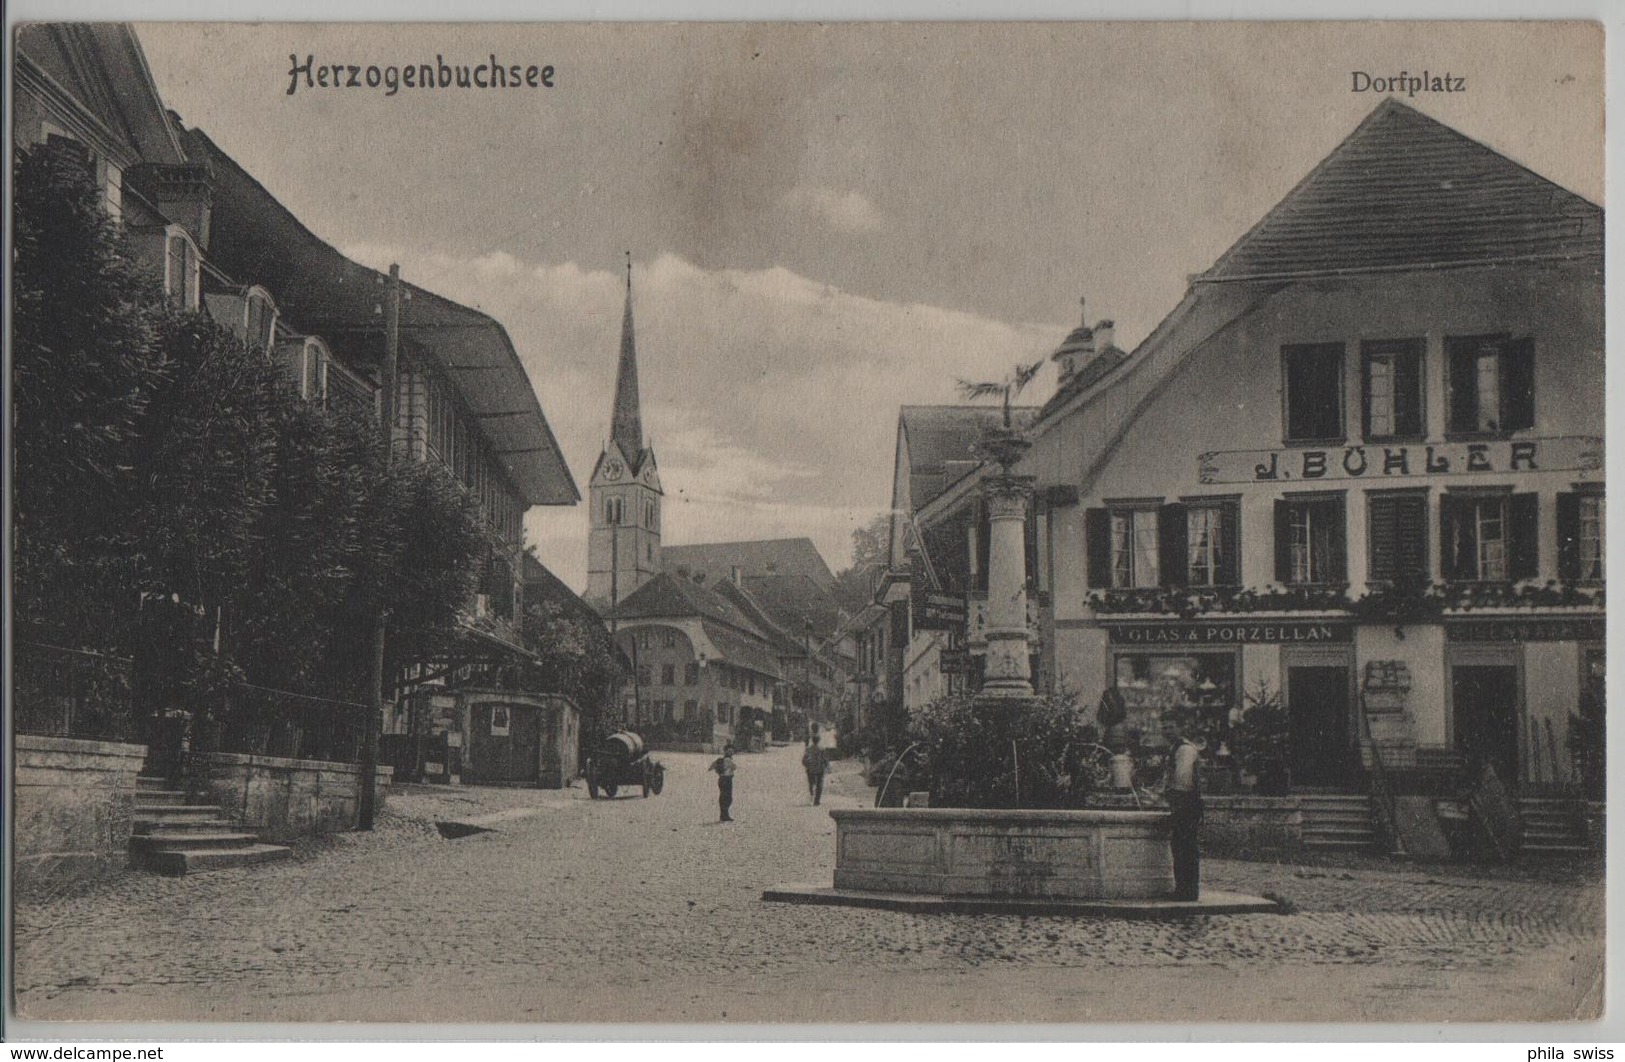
[13,742,1604,1025]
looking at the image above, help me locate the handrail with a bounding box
[1467,760,1521,863]
[1357,698,1407,858]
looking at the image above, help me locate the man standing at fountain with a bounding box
[1160,713,1203,901]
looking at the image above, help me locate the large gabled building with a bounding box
[15,24,583,768]
[905,99,1603,802]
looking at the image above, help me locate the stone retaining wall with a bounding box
[1201,796,1305,856]
[14,734,148,893]
[193,753,393,842]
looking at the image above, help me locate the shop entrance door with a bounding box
[1286,665,1353,787]
[1452,665,1520,787]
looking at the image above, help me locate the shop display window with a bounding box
[1113,652,1236,743]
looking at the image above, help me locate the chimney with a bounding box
[1094,319,1116,353]
[730,565,743,586]
[126,162,215,251]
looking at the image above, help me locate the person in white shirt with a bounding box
[1159,713,1203,901]
[709,743,737,822]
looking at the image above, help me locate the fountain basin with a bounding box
[831,806,1174,900]
[763,806,1283,917]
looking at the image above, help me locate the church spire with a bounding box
[610,252,644,464]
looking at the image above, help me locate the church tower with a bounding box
[586,256,663,610]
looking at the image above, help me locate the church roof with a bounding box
[1198,98,1602,283]
[663,538,838,590]
[898,405,1039,511]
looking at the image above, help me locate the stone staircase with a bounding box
[1516,795,1592,860]
[130,775,292,876]
[1299,792,1377,852]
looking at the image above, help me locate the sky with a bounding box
[133,21,1603,592]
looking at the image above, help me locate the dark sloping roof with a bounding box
[16,24,188,166]
[521,553,610,633]
[613,572,784,678]
[613,571,758,632]
[698,620,783,680]
[899,405,1039,511]
[663,538,837,590]
[182,128,578,507]
[1201,98,1602,283]
[739,573,844,641]
[1042,345,1131,416]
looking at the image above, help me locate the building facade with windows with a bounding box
[17,24,583,782]
[608,572,783,750]
[911,99,1602,792]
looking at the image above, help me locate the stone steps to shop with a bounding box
[138,845,294,877]
[1515,796,1592,861]
[1300,793,1377,852]
[130,775,291,876]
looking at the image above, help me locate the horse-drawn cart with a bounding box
[584,731,666,798]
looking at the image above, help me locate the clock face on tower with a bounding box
[603,458,624,481]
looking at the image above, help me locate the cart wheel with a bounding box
[642,777,651,798]
[650,768,665,796]
[603,784,618,798]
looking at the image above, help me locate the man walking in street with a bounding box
[710,743,737,822]
[1159,712,1203,901]
[802,732,828,805]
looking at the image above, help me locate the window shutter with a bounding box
[1368,495,1398,583]
[1397,346,1425,437]
[1273,499,1292,584]
[1159,503,1187,587]
[1396,494,1428,581]
[1445,338,1477,435]
[1371,494,1428,582]
[1509,492,1539,581]
[1556,491,1581,584]
[1218,502,1241,585]
[1439,494,1463,581]
[1085,508,1111,589]
[1501,338,1536,432]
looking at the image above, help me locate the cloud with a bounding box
[780,185,887,235]
[341,243,1060,591]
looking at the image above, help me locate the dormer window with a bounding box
[244,288,278,351]
[165,230,199,312]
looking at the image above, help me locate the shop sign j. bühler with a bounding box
[1197,436,1601,485]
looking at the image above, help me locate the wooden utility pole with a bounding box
[359,263,401,831]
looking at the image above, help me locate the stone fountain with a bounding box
[764,412,1277,916]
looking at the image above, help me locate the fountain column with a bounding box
[978,430,1035,700]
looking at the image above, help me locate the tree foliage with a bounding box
[12,144,165,644]
[831,513,890,614]
[908,691,1095,809]
[13,138,496,746]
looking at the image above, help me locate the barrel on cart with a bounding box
[584,731,666,798]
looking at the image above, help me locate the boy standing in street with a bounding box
[710,743,737,822]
